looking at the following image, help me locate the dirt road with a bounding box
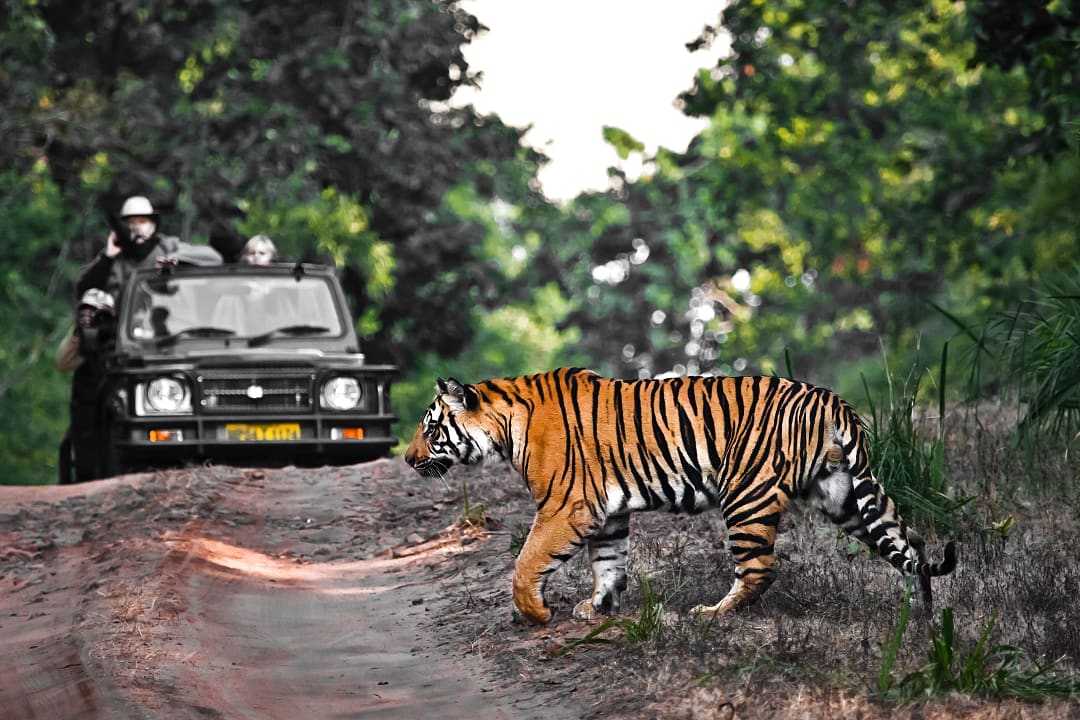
[5,448,1079,720]
[0,462,575,719]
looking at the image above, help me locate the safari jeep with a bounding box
[61,263,396,481]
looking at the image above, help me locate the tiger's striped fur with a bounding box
[404,368,956,625]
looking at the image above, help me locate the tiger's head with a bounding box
[404,377,497,477]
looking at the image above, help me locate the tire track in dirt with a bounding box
[0,546,112,719]
[0,464,580,719]
[151,534,523,718]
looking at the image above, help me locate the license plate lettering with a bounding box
[225,423,301,441]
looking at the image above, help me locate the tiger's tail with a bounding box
[831,401,957,605]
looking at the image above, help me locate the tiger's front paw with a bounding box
[511,602,552,625]
[572,598,601,621]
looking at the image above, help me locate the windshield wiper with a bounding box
[247,324,331,347]
[154,326,237,348]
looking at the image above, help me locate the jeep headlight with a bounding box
[321,376,361,411]
[135,377,192,415]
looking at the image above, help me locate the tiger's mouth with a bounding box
[412,458,452,478]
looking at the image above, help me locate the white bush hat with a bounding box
[119,196,156,218]
[78,289,116,314]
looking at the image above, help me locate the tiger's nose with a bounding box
[404,447,417,467]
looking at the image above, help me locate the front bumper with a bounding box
[115,412,397,464]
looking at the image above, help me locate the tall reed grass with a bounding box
[861,343,968,531]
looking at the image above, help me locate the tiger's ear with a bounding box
[437,377,479,411]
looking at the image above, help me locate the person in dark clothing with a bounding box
[62,196,222,482]
[75,196,222,303]
[58,289,117,483]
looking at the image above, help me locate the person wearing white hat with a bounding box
[65,196,222,482]
[114,195,159,253]
[75,195,222,302]
[57,287,122,482]
[55,289,117,373]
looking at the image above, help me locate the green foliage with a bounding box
[2,0,545,370]
[509,523,529,558]
[0,166,80,484]
[553,574,666,656]
[620,574,665,644]
[877,585,913,695]
[602,126,645,160]
[879,596,1080,702]
[0,356,73,486]
[939,271,1080,440]
[459,476,487,529]
[861,346,969,531]
[522,0,1080,391]
[391,286,587,445]
[551,617,620,656]
[1,0,550,484]
[995,274,1080,435]
[4,0,1079,486]
[968,0,1080,154]
[987,514,1017,541]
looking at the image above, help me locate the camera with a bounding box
[76,289,117,355]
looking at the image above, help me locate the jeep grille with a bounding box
[198,371,314,413]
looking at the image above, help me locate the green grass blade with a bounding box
[551,617,620,657]
[878,588,912,694]
[927,300,993,357]
[861,372,878,431]
[938,341,948,442]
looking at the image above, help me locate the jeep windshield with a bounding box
[125,274,345,343]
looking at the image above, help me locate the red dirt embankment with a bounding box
[0,462,575,719]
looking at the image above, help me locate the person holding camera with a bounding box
[55,289,116,372]
[60,196,221,482]
[56,289,119,482]
[75,195,222,302]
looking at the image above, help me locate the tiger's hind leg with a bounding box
[512,500,599,624]
[573,514,630,621]
[692,489,788,618]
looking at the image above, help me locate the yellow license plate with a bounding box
[225,423,301,441]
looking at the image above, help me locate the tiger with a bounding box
[404,367,956,625]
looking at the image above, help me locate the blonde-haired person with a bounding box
[241,235,278,266]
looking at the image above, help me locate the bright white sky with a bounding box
[451,1,730,202]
